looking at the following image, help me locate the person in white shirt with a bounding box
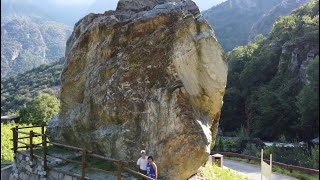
[137,150,148,177]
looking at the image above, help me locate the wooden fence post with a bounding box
[82,149,87,180]
[11,126,18,154]
[29,130,34,161]
[41,126,45,136]
[117,161,123,180]
[42,134,47,175]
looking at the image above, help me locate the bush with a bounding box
[19,93,60,125]
[1,123,45,162]
[261,142,319,169]
[309,145,319,169]
[243,143,260,157]
[214,138,224,152]
[224,139,241,152]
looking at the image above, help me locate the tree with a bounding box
[19,93,60,125]
[296,56,319,140]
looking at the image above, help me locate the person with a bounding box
[137,150,148,177]
[146,156,157,180]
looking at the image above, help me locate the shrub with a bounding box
[310,145,319,169]
[1,123,44,162]
[19,93,60,125]
[223,139,241,152]
[243,143,260,157]
[214,138,224,152]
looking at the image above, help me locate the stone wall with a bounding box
[1,164,13,180]
[9,151,79,180]
[10,152,46,180]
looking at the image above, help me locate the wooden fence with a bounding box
[212,151,319,175]
[11,126,154,180]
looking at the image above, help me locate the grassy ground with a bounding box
[226,157,319,180]
[197,164,250,180]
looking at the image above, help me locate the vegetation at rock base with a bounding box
[197,164,250,180]
[1,123,45,162]
[220,0,319,141]
[1,59,63,115]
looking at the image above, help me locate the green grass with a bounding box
[33,144,73,156]
[225,157,319,180]
[86,157,117,172]
[198,164,250,180]
[1,123,45,162]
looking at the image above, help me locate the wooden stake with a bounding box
[29,130,34,161]
[82,149,87,180]
[43,134,48,175]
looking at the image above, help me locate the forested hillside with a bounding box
[220,0,319,141]
[248,0,311,41]
[1,0,72,78]
[203,0,310,52]
[1,59,63,115]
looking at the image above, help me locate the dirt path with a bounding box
[223,159,297,180]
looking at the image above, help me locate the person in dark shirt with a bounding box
[146,156,157,180]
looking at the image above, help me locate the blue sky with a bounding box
[44,0,226,11]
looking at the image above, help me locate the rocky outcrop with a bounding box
[47,0,227,179]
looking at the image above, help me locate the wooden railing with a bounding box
[212,151,319,175]
[11,126,154,180]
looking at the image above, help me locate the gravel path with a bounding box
[223,159,298,180]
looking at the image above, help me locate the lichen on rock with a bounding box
[47,0,227,179]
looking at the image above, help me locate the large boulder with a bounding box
[47,0,227,179]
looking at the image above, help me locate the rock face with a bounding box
[47,0,227,179]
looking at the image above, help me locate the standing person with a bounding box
[147,156,158,180]
[137,150,148,177]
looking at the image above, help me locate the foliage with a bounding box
[19,93,60,125]
[242,144,260,157]
[296,56,319,140]
[1,59,63,115]
[1,122,44,162]
[239,141,319,169]
[214,138,224,152]
[199,164,250,180]
[310,145,319,169]
[223,139,241,152]
[220,0,319,141]
[202,0,283,52]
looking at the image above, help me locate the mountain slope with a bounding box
[248,0,311,41]
[1,0,72,78]
[202,0,310,52]
[220,0,319,141]
[1,59,63,115]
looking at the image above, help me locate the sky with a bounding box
[2,0,227,25]
[42,0,226,11]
